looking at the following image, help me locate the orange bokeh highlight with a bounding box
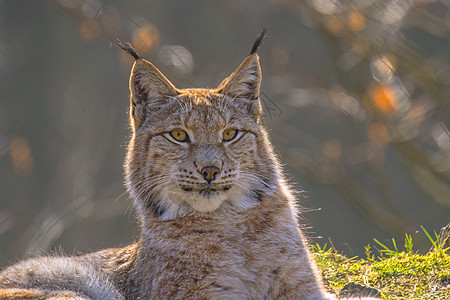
[324,15,344,34]
[348,11,366,32]
[9,136,34,176]
[371,84,398,114]
[79,19,102,41]
[132,24,160,53]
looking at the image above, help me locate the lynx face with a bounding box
[125,54,280,220]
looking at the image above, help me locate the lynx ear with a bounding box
[217,54,262,101]
[129,59,178,129]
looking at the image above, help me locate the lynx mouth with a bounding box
[181,185,232,194]
[199,187,216,193]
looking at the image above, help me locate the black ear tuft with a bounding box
[250,26,269,55]
[112,39,140,60]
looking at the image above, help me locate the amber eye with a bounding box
[222,129,238,142]
[170,129,189,142]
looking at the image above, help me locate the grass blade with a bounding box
[420,225,437,249]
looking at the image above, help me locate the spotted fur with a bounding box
[0,41,378,299]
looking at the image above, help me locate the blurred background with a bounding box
[0,0,449,265]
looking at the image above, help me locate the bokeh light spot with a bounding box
[308,0,342,15]
[159,45,194,73]
[79,19,102,41]
[9,136,34,177]
[132,24,160,54]
[371,84,398,114]
[324,15,344,34]
[370,54,397,83]
[348,11,366,31]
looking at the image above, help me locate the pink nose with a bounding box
[200,166,220,184]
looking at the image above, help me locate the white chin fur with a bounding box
[189,194,226,212]
[155,188,229,219]
[158,188,254,220]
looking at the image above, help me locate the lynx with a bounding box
[0,30,377,299]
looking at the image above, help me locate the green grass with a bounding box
[312,227,450,299]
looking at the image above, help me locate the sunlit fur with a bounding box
[126,91,281,220]
[124,54,277,221]
[0,52,378,299]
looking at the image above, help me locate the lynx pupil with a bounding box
[170,129,188,142]
[223,129,237,141]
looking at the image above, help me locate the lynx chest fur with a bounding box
[131,197,315,298]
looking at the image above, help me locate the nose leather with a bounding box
[200,166,220,184]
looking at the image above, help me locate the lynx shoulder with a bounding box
[0,31,378,299]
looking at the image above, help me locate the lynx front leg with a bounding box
[0,288,91,299]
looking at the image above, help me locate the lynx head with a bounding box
[121,31,281,221]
